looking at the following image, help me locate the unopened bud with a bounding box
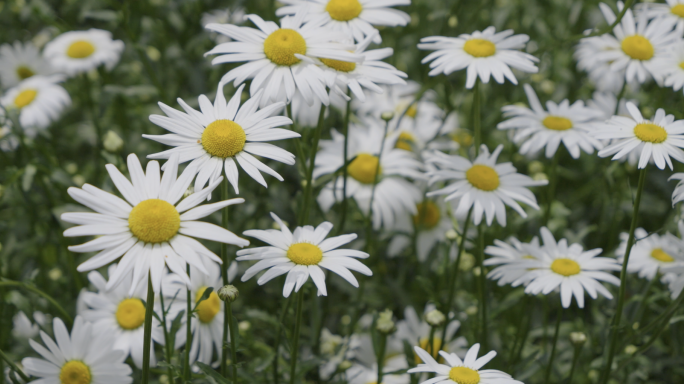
[459,252,475,271]
[425,309,446,327]
[218,285,239,303]
[445,229,458,241]
[624,345,637,355]
[376,309,396,334]
[381,111,395,121]
[465,306,478,316]
[338,360,352,371]
[569,332,586,346]
[103,130,124,153]
[238,321,251,332]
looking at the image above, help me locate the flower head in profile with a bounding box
[424,145,548,226]
[237,213,372,297]
[43,29,124,76]
[62,154,249,294]
[484,236,542,287]
[396,305,467,363]
[145,83,297,194]
[574,35,629,93]
[0,41,53,88]
[615,228,684,281]
[0,75,70,135]
[418,27,539,88]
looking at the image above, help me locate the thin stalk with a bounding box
[158,287,174,381]
[0,280,73,325]
[220,178,230,377]
[599,167,648,384]
[339,96,352,233]
[286,104,308,178]
[300,105,327,225]
[476,223,488,350]
[509,298,532,369]
[184,268,193,381]
[631,277,655,326]
[365,119,390,253]
[543,308,563,384]
[375,333,387,384]
[567,344,582,384]
[141,273,155,384]
[567,0,635,40]
[473,80,482,155]
[542,297,549,354]
[614,82,627,116]
[0,348,30,382]
[227,300,238,383]
[289,290,305,384]
[544,149,561,225]
[272,296,293,384]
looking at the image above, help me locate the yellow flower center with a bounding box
[621,35,654,61]
[326,0,363,21]
[320,57,356,72]
[196,286,222,323]
[463,39,496,58]
[651,248,674,263]
[115,298,146,330]
[465,164,500,191]
[406,104,418,118]
[348,153,381,184]
[679,62,684,70]
[263,29,307,66]
[287,243,323,265]
[542,116,573,131]
[16,65,35,80]
[60,361,91,384]
[395,132,416,151]
[66,40,96,59]
[448,366,481,384]
[128,199,181,243]
[672,4,684,17]
[415,337,445,363]
[413,201,441,229]
[201,119,247,158]
[633,122,667,144]
[14,89,37,108]
[451,130,473,147]
[550,258,581,276]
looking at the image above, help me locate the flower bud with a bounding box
[218,285,239,303]
[569,332,586,346]
[338,360,352,371]
[381,111,395,121]
[375,309,396,334]
[103,130,124,153]
[624,345,637,355]
[425,309,446,327]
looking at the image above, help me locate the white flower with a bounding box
[595,102,684,170]
[652,42,684,94]
[0,41,53,88]
[0,75,70,135]
[43,29,124,76]
[387,198,454,262]
[520,227,621,308]
[587,91,635,121]
[424,145,548,226]
[314,120,424,230]
[418,26,539,88]
[615,228,684,280]
[396,305,467,362]
[12,311,47,340]
[498,84,604,159]
[276,0,411,44]
[670,173,684,205]
[144,83,297,194]
[574,35,629,93]
[409,343,522,384]
[0,108,18,152]
[638,0,684,30]
[205,13,361,106]
[484,236,542,287]
[236,212,372,297]
[61,153,249,294]
[201,7,247,43]
[22,316,133,384]
[346,356,409,384]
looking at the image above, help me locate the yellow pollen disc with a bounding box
[466,164,500,191]
[66,40,96,59]
[16,65,35,80]
[348,153,381,184]
[115,298,145,330]
[128,199,180,243]
[406,104,418,118]
[672,4,684,17]
[621,35,654,61]
[679,62,684,70]
[463,39,496,58]
[448,366,481,384]
[634,122,667,143]
[264,29,307,66]
[451,130,473,147]
[196,287,222,323]
[416,337,445,363]
[60,361,91,384]
[413,201,441,229]
[651,248,675,263]
[320,57,357,72]
[201,119,246,158]
[326,0,363,21]
[395,132,416,151]
[287,243,323,265]
[543,116,573,131]
[14,89,37,108]
[551,258,581,276]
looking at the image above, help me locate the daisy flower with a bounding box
[574,35,628,93]
[0,41,52,88]
[424,144,548,227]
[0,75,70,135]
[12,311,47,340]
[144,83,297,194]
[387,198,454,262]
[653,43,684,94]
[615,227,684,280]
[201,6,246,43]
[587,91,635,121]
[671,172,684,205]
[61,153,249,294]
[346,356,409,384]
[418,27,539,88]
[498,84,604,159]
[276,0,411,44]
[21,316,132,384]
[236,212,372,297]
[484,236,542,287]
[43,29,124,76]
[314,121,424,230]
[205,13,361,106]
[396,304,467,362]
[409,343,522,384]
[639,0,684,30]
[520,227,621,308]
[595,102,684,170]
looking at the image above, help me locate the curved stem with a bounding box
[141,273,155,384]
[0,280,73,325]
[476,223,488,350]
[300,105,327,225]
[184,267,193,381]
[568,0,635,40]
[227,300,238,384]
[220,179,230,377]
[289,290,305,384]
[543,307,563,384]
[567,344,582,384]
[272,296,293,384]
[339,96,352,233]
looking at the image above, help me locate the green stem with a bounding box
[141,273,155,384]
[158,286,174,382]
[0,280,73,325]
[289,290,305,384]
[599,167,647,384]
[273,296,293,384]
[509,296,532,369]
[631,277,655,326]
[476,223,487,350]
[543,308,563,384]
[220,178,230,377]
[473,80,482,155]
[339,96,352,233]
[0,348,30,382]
[375,333,387,384]
[184,268,193,380]
[544,149,561,225]
[300,105,327,225]
[614,81,627,116]
[568,0,635,40]
[227,300,238,384]
[365,119,390,253]
[567,344,582,384]
[286,104,308,179]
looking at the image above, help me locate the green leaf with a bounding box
[196,362,230,384]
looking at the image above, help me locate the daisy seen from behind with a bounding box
[409,343,522,384]
[61,153,249,294]
[424,144,548,227]
[418,26,539,88]
[237,212,372,297]
[484,236,542,287]
[276,0,411,44]
[43,29,124,76]
[615,226,684,280]
[22,316,133,384]
[0,75,70,136]
[396,304,467,362]
[498,84,604,159]
[574,34,628,93]
[144,83,297,194]
[595,102,684,170]
[0,41,52,88]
